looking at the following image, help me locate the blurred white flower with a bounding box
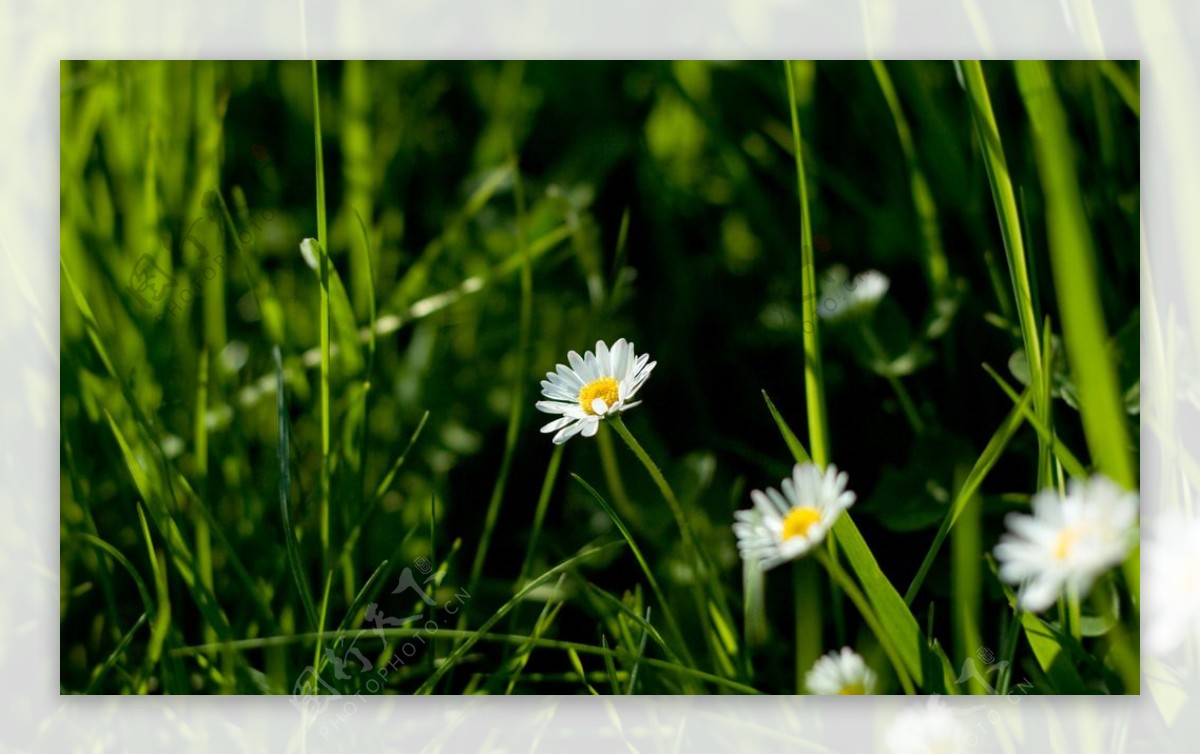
[1146,510,1200,657]
[817,266,889,322]
[885,696,972,754]
[299,237,319,270]
[733,462,856,571]
[994,474,1138,613]
[535,339,655,445]
[805,647,876,695]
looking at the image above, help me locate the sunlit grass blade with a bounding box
[193,348,214,647]
[312,569,333,672]
[103,410,232,641]
[782,60,830,468]
[960,59,1051,487]
[1014,60,1136,491]
[981,363,1088,479]
[761,390,811,464]
[763,395,929,688]
[135,503,171,676]
[175,621,762,694]
[950,463,985,693]
[813,548,914,694]
[311,60,333,577]
[83,613,147,695]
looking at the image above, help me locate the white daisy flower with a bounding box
[817,266,889,322]
[1145,510,1200,657]
[994,474,1138,613]
[805,647,876,695]
[885,696,972,754]
[733,463,856,571]
[535,339,656,445]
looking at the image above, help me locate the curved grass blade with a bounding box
[904,386,1031,605]
[83,613,147,694]
[416,540,625,694]
[981,362,1088,479]
[570,473,695,668]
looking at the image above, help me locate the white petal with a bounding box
[595,340,611,376]
[553,421,586,445]
[591,397,609,415]
[555,363,584,390]
[540,416,575,434]
[581,419,600,438]
[584,350,601,382]
[567,351,589,381]
[611,339,629,379]
[539,381,577,402]
[535,400,576,416]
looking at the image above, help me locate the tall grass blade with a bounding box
[1014,60,1136,490]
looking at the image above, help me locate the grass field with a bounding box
[59,60,1140,696]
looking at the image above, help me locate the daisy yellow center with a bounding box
[838,682,866,695]
[1054,526,1084,560]
[782,507,822,541]
[579,377,620,415]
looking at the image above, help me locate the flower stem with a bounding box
[814,546,915,694]
[609,416,699,561]
[1065,585,1082,642]
[597,422,641,529]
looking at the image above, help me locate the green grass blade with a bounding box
[813,548,914,694]
[516,445,565,590]
[761,390,811,464]
[311,60,333,576]
[981,363,1088,479]
[74,533,155,620]
[763,387,927,687]
[1097,61,1139,117]
[960,59,1051,484]
[783,60,830,468]
[571,473,694,668]
[1014,60,1136,490]
[904,386,1032,604]
[83,613,148,695]
[416,540,626,694]
[949,463,985,693]
[103,411,232,640]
